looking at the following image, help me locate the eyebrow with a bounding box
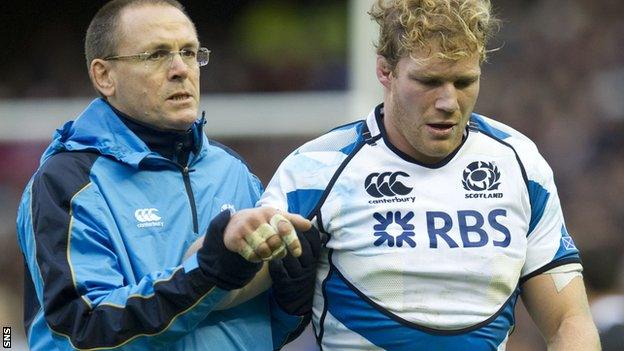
[145,41,200,51]
[409,71,480,81]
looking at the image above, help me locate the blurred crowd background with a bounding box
[1,0,622,350]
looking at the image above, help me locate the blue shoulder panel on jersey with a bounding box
[471,115,511,140]
[329,119,364,133]
[324,267,519,350]
[287,189,325,218]
[527,180,550,236]
[289,120,371,222]
[339,121,366,155]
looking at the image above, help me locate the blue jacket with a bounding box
[16,98,304,350]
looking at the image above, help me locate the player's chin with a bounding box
[423,141,459,161]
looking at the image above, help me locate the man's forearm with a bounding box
[547,313,600,351]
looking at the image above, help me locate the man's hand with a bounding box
[269,226,321,316]
[223,207,312,262]
[195,208,311,291]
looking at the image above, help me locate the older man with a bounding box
[259,0,600,350]
[16,0,318,350]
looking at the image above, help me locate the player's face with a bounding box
[106,5,200,131]
[378,48,481,164]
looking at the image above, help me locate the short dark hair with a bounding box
[84,0,191,69]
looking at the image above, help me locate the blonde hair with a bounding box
[369,0,499,68]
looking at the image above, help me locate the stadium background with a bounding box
[1,0,622,349]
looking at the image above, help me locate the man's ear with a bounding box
[376,55,394,89]
[89,59,115,97]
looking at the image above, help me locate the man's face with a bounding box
[378,48,481,164]
[106,5,200,131]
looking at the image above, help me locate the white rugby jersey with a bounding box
[259,104,580,350]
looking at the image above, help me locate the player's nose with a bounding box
[435,83,459,114]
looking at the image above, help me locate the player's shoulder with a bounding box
[279,119,366,167]
[296,119,366,155]
[270,120,367,188]
[469,113,552,178]
[470,113,534,147]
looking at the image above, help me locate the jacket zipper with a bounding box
[181,165,199,233]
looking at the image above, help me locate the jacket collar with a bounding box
[41,98,206,168]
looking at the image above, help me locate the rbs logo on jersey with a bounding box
[427,209,510,248]
[371,209,511,248]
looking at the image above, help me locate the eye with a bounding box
[417,78,442,87]
[147,49,170,61]
[455,79,476,89]
[180,49,197,58]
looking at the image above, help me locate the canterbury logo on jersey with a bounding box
[135,208,164,228]
[365,171,412,197]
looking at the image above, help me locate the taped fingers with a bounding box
[265,231,287,253]
[239,245,258,262]
[244,223,276,260]
[244,222,289,261]
[270,214,302,257]
[263,245,287,261]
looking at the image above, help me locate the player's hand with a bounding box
[223,207,312,262]
[269,226,321,316]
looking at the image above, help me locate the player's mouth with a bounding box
[167,92,193,102]
[426,123,456,135]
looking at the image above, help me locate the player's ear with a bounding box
[90,59,116,97]
[376,55,394,89]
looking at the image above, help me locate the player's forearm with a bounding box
[546,313,600,351]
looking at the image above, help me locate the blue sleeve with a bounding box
[268,290,310,350]
[250,172,264,203]
[18,152,236,350]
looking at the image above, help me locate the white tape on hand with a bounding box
[263,245,287,261]
[240,245,256,261]
[246,223,276,249]
[270,214,301,256]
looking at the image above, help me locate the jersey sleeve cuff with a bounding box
[519,257,582,285]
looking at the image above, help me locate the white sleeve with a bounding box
[520,149,581,282]
[258,149,344,218]
[258,122,364,218]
